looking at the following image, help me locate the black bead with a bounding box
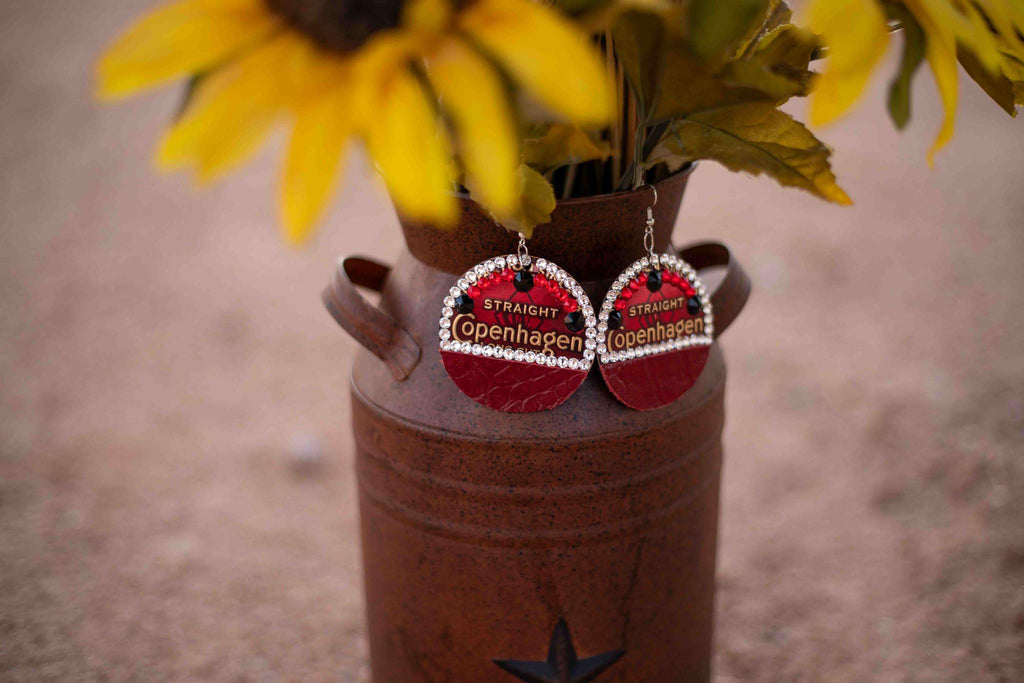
[564,311,585,332]
[455,294,474,314]
[686,296,701,315]
[513,270,534,292]
[607,310,623,330]
[646,269,662,292]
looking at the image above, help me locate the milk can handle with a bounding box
[322,256,421,381]
[678,242,751,338]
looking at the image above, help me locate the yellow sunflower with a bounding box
[98,0,613,243]
[806,0,1024,163]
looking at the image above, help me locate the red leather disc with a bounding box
[597,255,713,411]
[438,255,596,413]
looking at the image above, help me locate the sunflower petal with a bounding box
[365,67,458,226]
[97,0,279,98]
[904,0,959,163]
[157,33,308,183]
[427,38,518,217]
[806,0,890,127]
[460,0,612,125]
[281,82,354,245]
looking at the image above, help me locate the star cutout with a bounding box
[494,617,624,682]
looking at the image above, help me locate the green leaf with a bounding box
[523,123,611,172]
[689,0,770,64]
[651,40,776,122]
[611,9,667,117]
[736,0,793,57]
[1002,53,1024,105]
[886,6,926,129]
[958,46,1017,116]
[749,24,818,94]
[480,164,557,238]
[649,102,852,204]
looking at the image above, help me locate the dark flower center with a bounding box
[265,0,405,52]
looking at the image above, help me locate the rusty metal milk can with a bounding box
[324,169,750,682]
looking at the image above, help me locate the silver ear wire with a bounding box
[644,184,657,264]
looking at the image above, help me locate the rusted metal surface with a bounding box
[326,168,750,681]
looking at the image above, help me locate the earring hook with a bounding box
[643,184,657,262]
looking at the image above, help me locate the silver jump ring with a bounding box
[517,232,530,267]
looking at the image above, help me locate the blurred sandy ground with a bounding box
[1,1,1022,680]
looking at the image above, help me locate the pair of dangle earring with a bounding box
[437,187,712,413]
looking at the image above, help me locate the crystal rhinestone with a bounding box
[535,258,548,271]
[646,269,663,292]
[602,300,613,312]
[597,343,607,354]
[564,311,585,333]
[513,270,534,292]
[568,359,579,370]
[555,270,567,282]
[600,353,609,363]
[585,339,597,350]
[483,346,495,357]
[455,294,474,314]
[583,349,595,361]
[474,265,487,277]
[443,296,455,307]
[547,355,558,367]
[449,286,461,298]
[503,348,515,360]
[639,257,649,268]
[585,327,597,339]
[442,307,454,319]
[525,351,536,363]
[636,347,646,357]
[514,349,526,361]
[508,255,519,268]
[485,260,496,272]
[557,357,568,368]
[607,310,623,329]
[495,257,506,269]
[687,296,701,315]
[466,271,477,284]
[457,279,469,290]
[439,329,450,340]
[440,340,451,351]
[585,316,596,327]
[598,321,608,333]
[471,344,482,355]
[626,348,637,359]
[705,324,714,336]
[439,317,451,328]
[582,305,593,317]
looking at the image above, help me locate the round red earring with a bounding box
[438,234,597,412]
[596,187,713,410]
